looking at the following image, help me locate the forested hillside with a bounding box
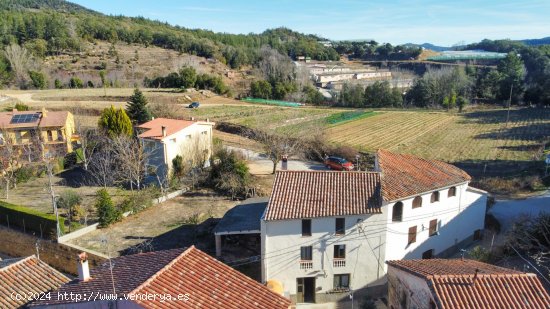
[0,0,338,69]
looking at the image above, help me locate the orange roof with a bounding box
[377,149,471,201]
[137,118,207,140]
[387,259,550,309]
[31,247,290,308]
[0,256,70,308]
[0,110,69,129]
[264,171,382,220]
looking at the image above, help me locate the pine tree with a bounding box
[98,105,133,137]
[126,88,152,125]
[95,189,120,227]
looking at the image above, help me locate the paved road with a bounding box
[489,191,550,232]
[225,146,328,175]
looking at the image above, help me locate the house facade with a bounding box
[261,150,487,304]
[137,118,214,178]
[386,259,550,308]
[0,109,76,158]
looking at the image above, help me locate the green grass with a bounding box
[325,110,378,125]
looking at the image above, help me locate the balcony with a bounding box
[299,260,313,270]
[333,258,346,268]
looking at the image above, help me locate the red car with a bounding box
[324,156,354,171]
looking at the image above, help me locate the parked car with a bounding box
[188,102,200,108]
[324,156,354,171]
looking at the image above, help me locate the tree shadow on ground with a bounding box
[118,218,220,256]
[453,159,543,178]
[460,108,549,125]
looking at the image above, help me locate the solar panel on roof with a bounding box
[10,113,40,124]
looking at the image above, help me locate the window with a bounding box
[412,196,422,208]
[473,229,483,241]
[335,218,345,235]
[448,187,456,197]
[170,138,177,143]
[15,131,22,144]
[408,226,417,244]
[430,191,440,203]
[392,202,403,222]
[47,130,53,142]
[300,246,312,261]
[429,219,438,236]
[302,219,312,236]
[57,129,64,141]
[333,274,350,289]
[186,134,192,140]
[422,249,434,259]
[334,245,346,259]
[201,131,207,135]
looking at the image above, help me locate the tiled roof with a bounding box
[137,118,213,140]
[0,255,71,308]
[264,171,382,220]
[386,259,522,278]
[387,259,550,309]
[0,110,70,129]
[38,111,70,128]
[377,149,471,201]
[31,247,290,308]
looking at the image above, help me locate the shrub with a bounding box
[118,190,153,214]
[95,189,121,227]
[54,79,63,89]
[28,71,47,89]
[14,102,30,111]
[172,155,184,177]
[63,152,78,169]
[69,77,84,89]
[15,166,37,184]
[468,245,491,262]
[209,148,250,198]
[0,201,65,239]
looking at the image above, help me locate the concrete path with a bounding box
[488,191,550,233]
[225,146,328,175]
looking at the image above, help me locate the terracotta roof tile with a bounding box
[0,110,70,130]
[377,149,471,201]
[0,255,70,308]
[387,259,550,309]
[264,171,382,220]
[38,111,70,128]
[31,247,290,308]
[137,118,213,140]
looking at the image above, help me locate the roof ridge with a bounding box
[0,255,35,272]
[129,247,193,295]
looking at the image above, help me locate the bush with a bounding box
[118,190,153,214]
[69,77,84,89]
[209,148,250,198]
[14,102,30,111]
[15,166,38,184]
[54,79,63,89]
[63,152,78,169]
[172,155,184,177]
[58,190,83,220]
[28,71,47,89]
[0,201,65,239]
[95,189,121,227]
[468,245,491,262]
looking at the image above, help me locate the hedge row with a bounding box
[0,201,65,239]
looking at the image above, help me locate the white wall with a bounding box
[262,213,387,299]
[384,184,487,264]
[141,122,214,176]
[387,266,434,309]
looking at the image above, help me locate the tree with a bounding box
[28,71,47,89]
[179,66,197,89]
[111,135,148,191]
[98,106,133,137]
[457,96,469,113]
[99,70,107,96]
[497,52,525,103]
[4,44,36,87]
[54,79,63,89]
[69,77,83,89]
[75,124,100,171]
[172,155,184,177]
[507,214,550,276]
[250,80,272,99]
[58,190,83,231]
[255,130,302,174]
[95,188,120,227]
[364,81,402,107]
[88,140,117,188]
[126,88,152,125]
[0,130,20,199]
[209,148,250,199]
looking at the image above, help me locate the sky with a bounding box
[70,0,550,46]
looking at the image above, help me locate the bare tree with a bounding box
[0,130,21,199]
[4,44,37,86]
[254,130,302,174]
[507,214,550,277]
[75,124,100,171]
[88,139,117,188]
[20,129,41,163]
[42,147,62,239]
[257,46,295,83]
[111,136,148,190]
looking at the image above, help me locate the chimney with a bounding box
[41,107,47,118]
[472,269,479,287]
[190,117,195,121]
[161,126,167,137]
[206,118,210,122]
[77,252,90,281]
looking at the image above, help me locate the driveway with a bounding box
[225,146,328,175]
[488,191,550,233]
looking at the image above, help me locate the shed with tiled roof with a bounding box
[387,259,550,309]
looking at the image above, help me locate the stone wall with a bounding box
[0,225,107,275]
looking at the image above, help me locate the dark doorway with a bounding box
[422,249,434,259]
[296,277,316,303]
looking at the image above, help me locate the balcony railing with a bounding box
[299,260,313,270]
[333,258,346,268]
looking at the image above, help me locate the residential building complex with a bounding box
[261,149,487,303]
[0,109,76,158]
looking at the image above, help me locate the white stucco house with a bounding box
[260,149,487,304]
[137,118,214,179]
